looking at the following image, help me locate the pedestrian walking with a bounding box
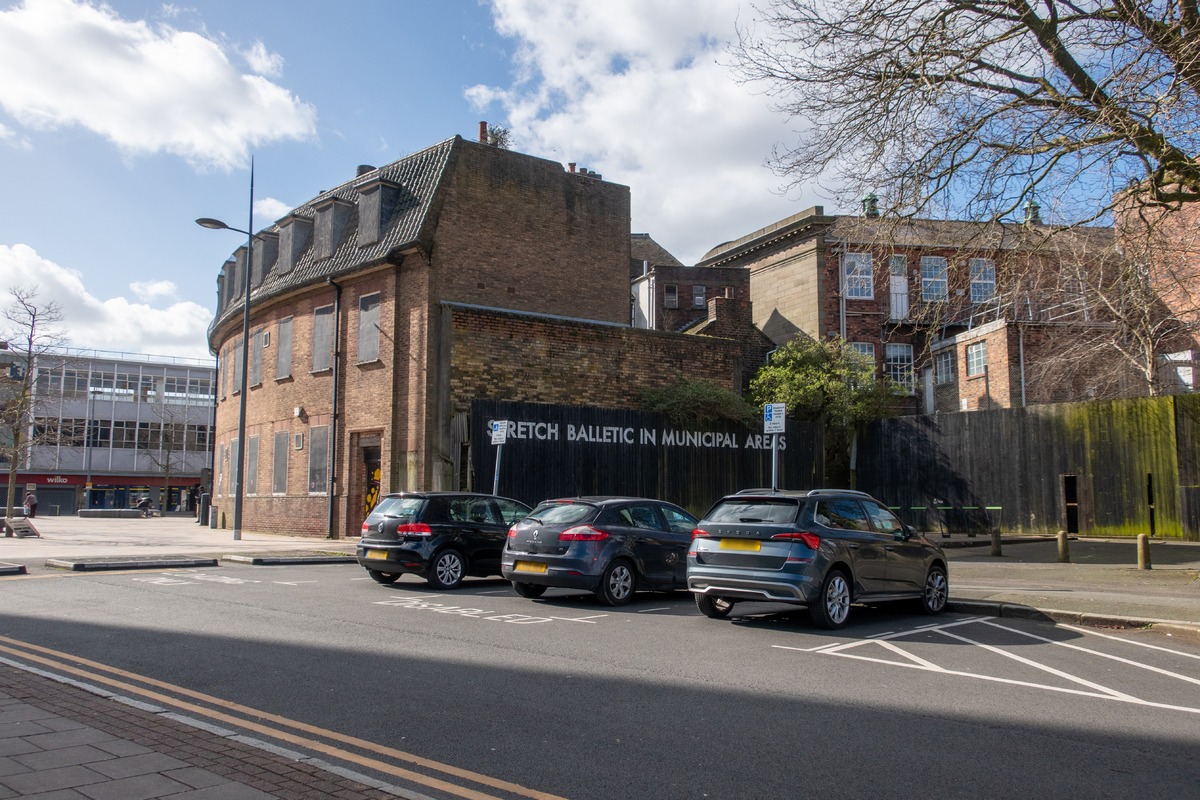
[23,492,37,518]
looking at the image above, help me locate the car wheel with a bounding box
[512,582,547,598]
[596,559,637,606]
[809,569,852,630]
[695,594,735,619]
[920,565,948,615]
[427,550,467,590]
[366,570,400,585]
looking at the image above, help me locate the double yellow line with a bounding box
[0,635,567,800]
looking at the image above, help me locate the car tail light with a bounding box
[559,525,608,541]
[396,522,433,536]
[361,521,370,533]
[507,525,519,538]
[692,527,712,539]
[771,531,821,550]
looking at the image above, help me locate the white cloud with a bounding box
[254,196,293,225]
[0,0,317,171]
[474,0,823,264]
[243,40,283,78]
[0,119,32,149]
[129,280,176,301]
[0,244,213,360]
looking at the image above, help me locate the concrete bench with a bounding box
[78,509,147,519]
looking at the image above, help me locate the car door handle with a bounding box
[847,544,859,549]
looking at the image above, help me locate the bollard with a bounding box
[1057,530,1070,563]
[990,529,1002,557]
[1137,533,1152,570]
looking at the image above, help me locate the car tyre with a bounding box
[596,559,637,606]
[366,569,401,585]
[809,569,852,630]
[512,582,546,598]
[695,594,735,619]
[427,550,467,590]
[920,565,948,615]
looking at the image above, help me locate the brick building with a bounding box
[206,133,765,538]
[697,203,1139,413]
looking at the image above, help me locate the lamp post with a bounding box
[196,159,257,541]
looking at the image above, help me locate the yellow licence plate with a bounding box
[365,550,389,560]
[514,561,548,574]
[719,538,761,552]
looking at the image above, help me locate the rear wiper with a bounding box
[524,515,543,525]
[738,517,766,522]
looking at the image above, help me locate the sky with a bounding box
[0,0,823,361]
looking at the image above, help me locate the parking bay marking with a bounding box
[783,617,1200,715]
[375,595,607,625]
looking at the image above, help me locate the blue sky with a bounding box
[0,0,820,360]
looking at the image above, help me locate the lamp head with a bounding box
[195,217,230,231]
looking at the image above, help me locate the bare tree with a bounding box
[734,1,1200,224]
[0,287,65,518]
[135,387,191,513]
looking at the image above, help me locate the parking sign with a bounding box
[491,420,508,445]
[763,403,786,434]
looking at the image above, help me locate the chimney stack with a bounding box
[356,164,375,177]
[568,162,576,173]
[479,121,488,143]
[1023,197,1041,225]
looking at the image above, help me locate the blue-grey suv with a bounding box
[687,489,948,628]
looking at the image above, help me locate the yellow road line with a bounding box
[0,635,567,800]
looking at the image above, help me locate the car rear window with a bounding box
[370,496,423,521]
[528,501,598,525]
[706,499,801,524]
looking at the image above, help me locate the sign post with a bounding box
[490,420,508,495]
[763,403,786,491]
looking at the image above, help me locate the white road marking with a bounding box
[982,620,1200,686]
[544,614,607,624]
[772,642,845,653]
[273,581,318,586]
[1057,623,1200,661]
[476,590,512,595]
[865,631,896,638]
[637,607,672,613]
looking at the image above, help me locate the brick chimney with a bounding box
[479,121,488,143]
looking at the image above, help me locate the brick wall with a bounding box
[446,305,743,416]
[433,142,632,324]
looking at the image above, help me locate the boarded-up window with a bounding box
[272,430,289,494]
[249,329,263,386]
[308,425,328,493]
[276,317,293,379]
[312,306,333,372]
[358,293,380,363]
[246,435,259,495]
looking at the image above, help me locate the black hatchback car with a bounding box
[687,489,948,628]
[501,496,699,605]
[357,492,531,589]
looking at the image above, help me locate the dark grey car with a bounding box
[687,489,948,628]
[357,492,531,589]
[501,496,699,605]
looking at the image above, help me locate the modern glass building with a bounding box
[2,349,215,516]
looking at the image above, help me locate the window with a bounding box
[889,254,907,276]
[230,436,239,494]
[312,306,333,372]
[232,337,244,393]
[308,425,328,493]
[966,341,988,377]
[970,258,996,303]
[664,284,678,309]
[862,500,904,535]
[849,342,876,362]
[246,435,259,495]
[815,499,871,531]
[885,343,915,394]
[112,420,137,449]
[276,317,293,379]
[693,285,706,308]
[844,252,874,299]
[358,293,381,363]
[935,351,955,384]
[921,256,948,301]
[217,442,226,495]
[272,430,289,494]
[249,329,263,386]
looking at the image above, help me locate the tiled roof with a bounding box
[208,136,460,339]
[630,233,683,268]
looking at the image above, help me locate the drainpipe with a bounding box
[1018,322,1027,408]
[833,240,847,339]
[327,276,342,538]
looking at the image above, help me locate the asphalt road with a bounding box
[2,563,1198,800]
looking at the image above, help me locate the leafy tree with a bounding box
[0,287,65,519]
[749,336,900,481]
[486,124,513,149]
[639,376,759,428]
[733,1,1200,224]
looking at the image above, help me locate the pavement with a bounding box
[0,514,1197,798]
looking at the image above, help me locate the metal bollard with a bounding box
[1057,530,1070,563]
[990,530,1002,557]
[1137,533,1152,570]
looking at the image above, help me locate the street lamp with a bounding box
[196,159,257,541]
